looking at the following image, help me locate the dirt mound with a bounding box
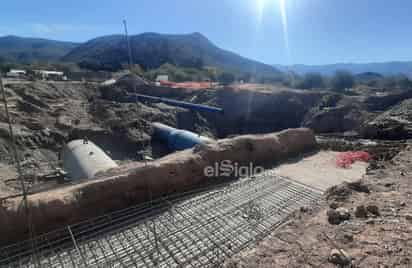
[0,81,217,198]
[364,89,412,111]
[303,104,371,133]
[326,180,370,202]
[363,98,412,139]
[102,81,412,141]
[1,79,411,198]
[206,87,326,137]
[0,128,316,246]
[115,73,148,87]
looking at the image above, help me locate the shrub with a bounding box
[331,70,354,91]
[301,72,325,89]
[218,72,235,85]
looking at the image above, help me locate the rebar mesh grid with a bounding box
[0,172,322,268]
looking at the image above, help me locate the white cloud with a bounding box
[0,26,17,36]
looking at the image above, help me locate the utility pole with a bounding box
[0,74,28,205]
[0,72,39,265]
[123,19,133,70]
[123,19,149,156]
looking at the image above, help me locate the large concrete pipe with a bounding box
[153,122,212,151]
[62,140,118,180]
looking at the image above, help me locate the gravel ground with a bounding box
[225,146,412,267]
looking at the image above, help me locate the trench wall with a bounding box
[0,128,316,246]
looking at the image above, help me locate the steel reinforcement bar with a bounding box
[0,171,322,268]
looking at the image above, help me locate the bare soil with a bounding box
[273,150,368,191]
[1,77,412,267]
[0,80,214,198]
[225,145,412,267]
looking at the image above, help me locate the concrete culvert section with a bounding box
[62,140,119,180]
[152,122,212,151]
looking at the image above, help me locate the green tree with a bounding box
[130,64,145,76]
[382,76,397,88]
[0,62,18,74]
[301,72,325,89]
[331,70,354,91]
[218,72,235,85]
[393,74,412,89]
[282,71,303,88]
[238,72,252,83]
[205,67,219,81]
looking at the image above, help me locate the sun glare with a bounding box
[255,0,290,63]
[279,0,290,61]
[256,0,266,25]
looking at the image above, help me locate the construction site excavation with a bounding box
[0,73,411,267]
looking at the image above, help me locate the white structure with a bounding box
[61,140,118,180]
[6,69,26,78]
[35,70,66,80]
[156,75,169,82]
[101,78,117,86]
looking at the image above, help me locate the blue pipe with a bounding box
[152,122,211,151]
[124,93,224,114]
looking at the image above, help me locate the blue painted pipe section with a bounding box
[152,122,211,151]
[124,94,224,114]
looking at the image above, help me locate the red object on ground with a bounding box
[336,151,371,168]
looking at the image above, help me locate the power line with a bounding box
[122,19,151,156]
[0,75,27,209]
[123,19,133,70]
[0,73,39,266]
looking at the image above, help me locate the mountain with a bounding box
[274,62,412,77]
[0,35,78,63]
[354,72,384,82]
[63,32,281,77]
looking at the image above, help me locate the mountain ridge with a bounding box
[62,32,281,76]
[0,35,78,63]
[274,61,412,77]
[3,33,412,79]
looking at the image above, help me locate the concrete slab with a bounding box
[272,150,368,191]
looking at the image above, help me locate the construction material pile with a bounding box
[336,151,371,168]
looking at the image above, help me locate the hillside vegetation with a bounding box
[0,35,78,63]
[2,33,412,90]
[63,32,282,80]
[275,61,412,77]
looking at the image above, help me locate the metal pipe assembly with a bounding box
[124,93,224,114]
[152,122,212,151]
[61,140,119,180]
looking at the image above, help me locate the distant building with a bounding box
[35,70,66,81]
[156,75,169,82]
[67,71,112,82]
[6,69,26,78]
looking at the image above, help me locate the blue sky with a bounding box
[1,0,412,65]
